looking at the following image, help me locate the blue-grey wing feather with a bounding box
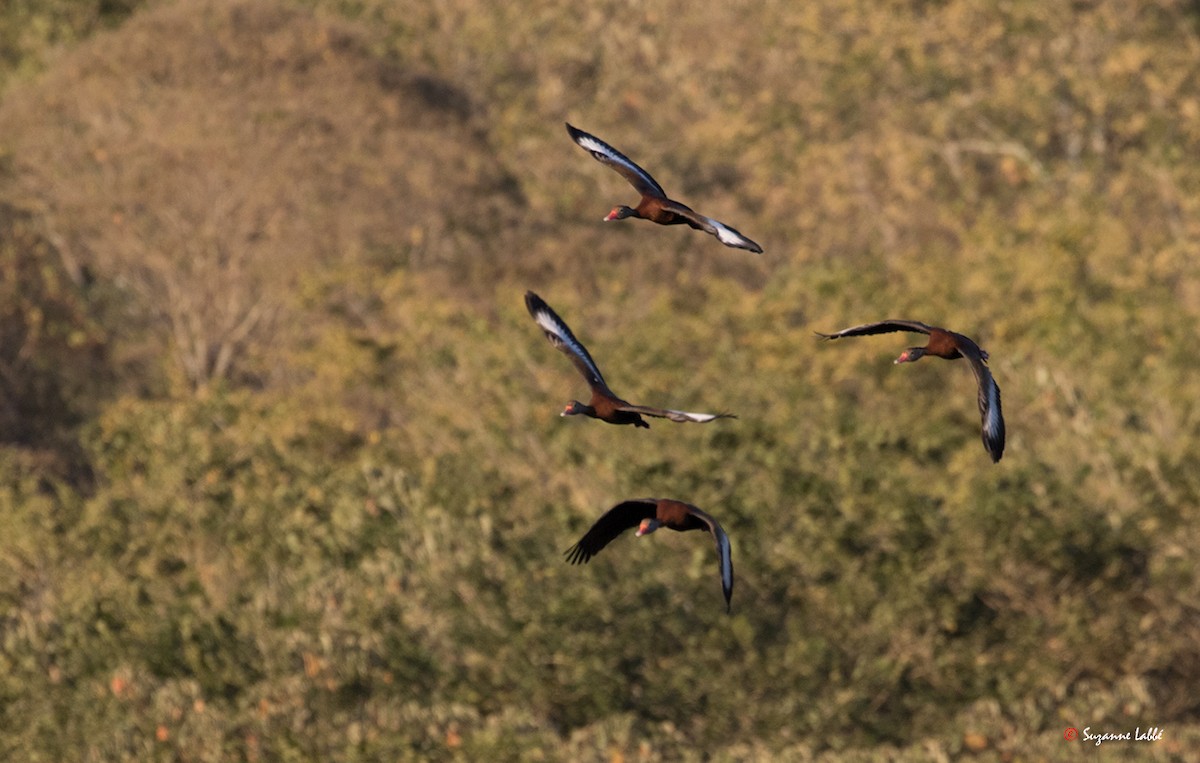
[525,291,611,393]
[566,123,667,199]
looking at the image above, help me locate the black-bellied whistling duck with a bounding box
[525,291,735,427]
[817,320,1006,463]
[565,123,763,254]
[564,498,734,612]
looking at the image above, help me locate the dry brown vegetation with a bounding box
[1,0,1199,760]
[1,0,523,389]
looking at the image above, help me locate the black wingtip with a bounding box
[985,437,1005,463]
[524,290,546,316]
[563,544,590,565]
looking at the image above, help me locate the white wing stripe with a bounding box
[533,307,606,385]
[704,217,760,252]
[572,132,666,197]
[712,220,743,247]
[671,410,722,423]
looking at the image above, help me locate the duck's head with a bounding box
[636,518,662,537]
[561,400,592,417]
[895,347,926,364]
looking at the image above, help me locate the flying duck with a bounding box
[565,498,735,612]
[565,123,763,253]
[525,291,735,427]
[817,320,1005,462]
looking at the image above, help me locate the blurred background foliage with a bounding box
[1,0,1199,759]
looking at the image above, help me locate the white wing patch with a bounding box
[706,217,762,253]
[573,132,617,163]
[532,306,606,387]
[533,306,563,340]
[619,405,734,423]
[666,410,724,423]
[712,220,743,247]
[571,130,666,198]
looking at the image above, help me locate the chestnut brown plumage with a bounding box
[566,123,763,253]
[525,291,735,427]
[817,320,1005,462]
[564,498,734,612]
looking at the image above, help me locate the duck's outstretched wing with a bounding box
[815,320,935,340]
[685,505,735,613]
[615,403,736,424]
[563,499,658,565]
[954,334,1005,463]
[566,123,667,200]
[661,201,763,253]
[525,291,612,394]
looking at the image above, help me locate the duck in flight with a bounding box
[816,320,1006,462]
[565,498,735,612]
[565,123,763,254]
[525,291,735,427]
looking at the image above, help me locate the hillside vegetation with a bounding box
[1,0,1199,760]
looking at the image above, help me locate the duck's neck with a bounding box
[605,205,639,221]
[564,401,597,419]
